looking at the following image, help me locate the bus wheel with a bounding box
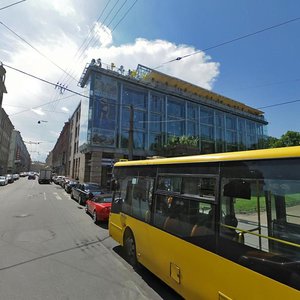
[124,231,139,269]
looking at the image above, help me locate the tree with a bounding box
[264,131,300,148]
[158,135,200,157]
[278,131,300,147]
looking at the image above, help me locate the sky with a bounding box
[1,0,300,162]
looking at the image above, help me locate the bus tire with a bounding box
[124,230,139,269]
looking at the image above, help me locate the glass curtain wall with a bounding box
[121,86,147,150]
[225,114,238,152]
[187,103,199,138]
[215,112,225,153]
[200,107,215,154]
[166,97,185,138]
[149,93,165,151]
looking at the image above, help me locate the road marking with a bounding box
[53,192,62,201]
[43,192,47,201]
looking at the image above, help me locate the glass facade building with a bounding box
[79,63,267,156]
[76,62,267,185]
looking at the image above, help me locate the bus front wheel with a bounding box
[124,231,139,269]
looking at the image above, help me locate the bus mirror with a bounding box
[112,196,123,213]
[224,180,251,199]
[111,179,119,191]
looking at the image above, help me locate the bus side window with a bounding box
[153,195,169,228]
[111,178,128,213]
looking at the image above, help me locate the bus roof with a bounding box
[114,146,300,167]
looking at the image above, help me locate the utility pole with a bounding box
[128,105,134,160]
[0,63,7,109]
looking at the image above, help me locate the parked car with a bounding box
[71,182,103,205]
[53,176,65,185]
[13,174,19,180]
[64,180,78,194]
[85,194,112,223]
[6,174,14,183]
[0,176,8,186]
[28,172,36,180]
[60,177,71,188]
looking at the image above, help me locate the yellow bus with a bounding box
[108,146,300,300]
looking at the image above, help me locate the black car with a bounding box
[71,182,103,205]
[28,172,36,180]
[65,180,78,194]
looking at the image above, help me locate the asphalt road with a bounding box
[0,177,182,300]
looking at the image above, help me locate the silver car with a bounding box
[0,176,8,186]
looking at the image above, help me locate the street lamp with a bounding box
[37,120,48,124]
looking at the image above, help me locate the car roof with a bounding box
[94,193,112,198]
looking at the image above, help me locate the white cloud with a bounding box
[31,108,45,116]
[61,106,69,112]
[93,23,113,48]
[87,37,219,90]
[34,0,76,17]
[1,4,220,162]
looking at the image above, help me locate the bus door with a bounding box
[110,174,155,265]
[264,179,300,257]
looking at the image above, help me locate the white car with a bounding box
[0,176,8,186]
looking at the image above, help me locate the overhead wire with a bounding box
[154,16,300,69]
[3,63,88,116]
[48,0,137,121]
[58,0,121,87]
[57,0,113,85]
[257,99,300,110]
[0,21,78,82]
[60,0,137,90]
[111,0,138,32]
[49,0,124,117]
[3,56,300,119]
[42,0,114,118]
[0,0,26,11]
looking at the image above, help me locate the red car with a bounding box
[85,194,112,223]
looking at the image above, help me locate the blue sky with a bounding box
[1,0,300,160]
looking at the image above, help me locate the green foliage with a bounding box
[166,135,199,147]
[263,131,300,148]
[235,195,300,214]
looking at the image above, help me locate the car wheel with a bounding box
[93,211,98,224]
[124,231,139,269]
[71,192,75,200]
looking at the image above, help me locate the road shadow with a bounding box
[113,246,183,300]
[96,222,108,229]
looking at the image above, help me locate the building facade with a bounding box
[51,122,70,176]
[68,62,268,187]
[7,130,31,173]
[0,108,14,175]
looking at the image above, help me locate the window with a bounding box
[153,195,216,240]
[123,87,147,108]
[200,108,214,125]
[150,93,164,112]
[220,159,300,290]
[182,177,216,200]
[149,113,162,132]
[122,176,154,222]
[168,98,184,118]
[157,176,182,193]
[226,115,237,130]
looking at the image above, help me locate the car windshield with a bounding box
[0,176,5,180]
[86,184,102,192]
[94,196,112,203]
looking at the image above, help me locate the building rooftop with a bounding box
[79,60,265,120]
